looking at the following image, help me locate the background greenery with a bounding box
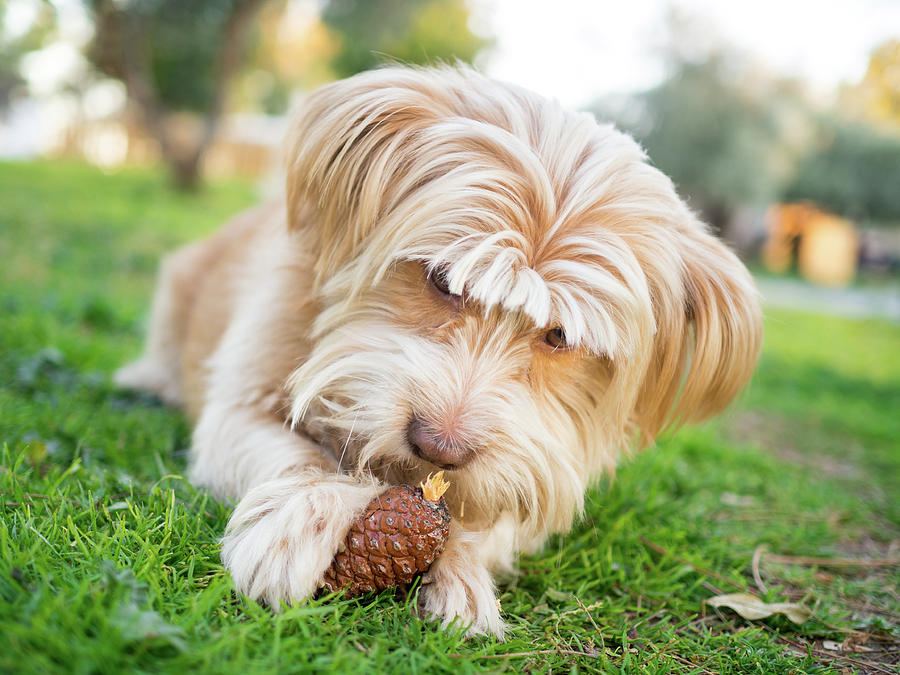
[594,37,900,237]
[1,161,897,673]
[5,1,900,224]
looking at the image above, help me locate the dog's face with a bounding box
[284,67,761,537]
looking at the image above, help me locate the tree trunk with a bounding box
[90,0,269,191]
[170,154,202,192]
[704,201,734,237]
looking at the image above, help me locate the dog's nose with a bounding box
[406,417,473,468]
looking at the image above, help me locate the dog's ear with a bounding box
[633,218,762,444]
[284,69,444,284]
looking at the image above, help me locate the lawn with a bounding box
[1,161,898,674]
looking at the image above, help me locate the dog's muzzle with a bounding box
[406,416,474,469]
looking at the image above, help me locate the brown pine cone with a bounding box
[321,472,451,597]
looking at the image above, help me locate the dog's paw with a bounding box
[417,530,505,639]
[221,472,381,607]
[114,358,182,406]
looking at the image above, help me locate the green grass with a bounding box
[1,160,898,674]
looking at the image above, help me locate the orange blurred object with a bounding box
[763,203,859,287]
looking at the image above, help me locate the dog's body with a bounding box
[117,66,762,637]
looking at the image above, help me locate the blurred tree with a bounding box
[597,51,805,235]
[234,0,339,115]
[841,39,900,133]
[593,10,816,242]
[784,120,900,225]
[0,1,55,113]
[86,0,269,190]
[83,0,487,185]
[321,0,489,79]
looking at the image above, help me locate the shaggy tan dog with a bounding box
[117,65,762,637]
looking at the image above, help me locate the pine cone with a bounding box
[321,472,451,597]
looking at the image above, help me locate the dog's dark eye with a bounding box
[545,327,569,350]
[428,266,455,296]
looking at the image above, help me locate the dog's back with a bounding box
[116,201,289,418]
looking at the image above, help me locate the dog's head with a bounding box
[284,66,761,537]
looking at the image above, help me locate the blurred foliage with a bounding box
[84,0,489,117]
[0,0,55,111]
[842,39,900,134]
[85,0,268,189]
[87,0,258,114]
[784,120,900,225]
[235,0,338,115]
[139,2,235,113]
[321,0,489,79]
[79,0,489,181]
[597,50,807,231]
[598,18,900,233]
[237,0,490,115]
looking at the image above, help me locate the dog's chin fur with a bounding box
[116,65,762,637]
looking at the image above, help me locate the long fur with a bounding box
[116,65,762,637]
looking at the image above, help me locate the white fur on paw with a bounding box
[418,559,505,639]
[114,358,181,405]
[221,474,380,608]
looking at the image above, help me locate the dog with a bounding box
[116,65,762,638]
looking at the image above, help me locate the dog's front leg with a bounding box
[190,403,383,607]
[418,523,505,638]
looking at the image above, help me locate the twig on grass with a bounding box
[764,553,900,568]
[549,597,609,652]
[1,491,79,506]
[574,596,605,642]
[638,633,721,675]
[701,580,726,596]
[713,509,842,523]
[452,647,599,660]
[759,623,898,674]
[468,642,725,673]
[640,537,744,590]
[663,651,719,675]
[628,608,668,635]
[752,545,769,595]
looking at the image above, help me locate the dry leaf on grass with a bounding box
[706,592,812,624]
[823,638,879,653]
